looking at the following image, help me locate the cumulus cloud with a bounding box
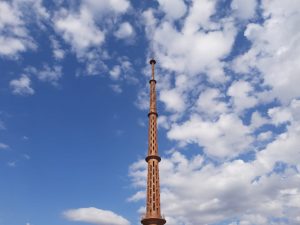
[83,0,130,14]
[196,88,228,118]
[227,80,258,113]
[0,1,32,57]
[151,20,236,81]
[54,7,105,54]
[231,0,258,20]
[140,0,238,129]
[109,58,134,82]
[0,0,48,57]
[157,0,187,20]
[130,145,300,224]
[232,0,300,104]
[63,207,130,225]
[114,22,134,39]
[52,0,131,76]
[54,0,130,55]
[10,75,34,96]
[18,64,63,87]
[250,111,269,129]
[268,106,293,126]
[167,114,253,159]
[31,65,63,84]
[160,89,185,113]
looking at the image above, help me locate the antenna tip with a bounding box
[149,59,156,65]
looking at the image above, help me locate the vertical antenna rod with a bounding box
[141,59,166,225]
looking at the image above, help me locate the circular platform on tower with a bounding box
[141,217,166,225]
[149,59,156,64]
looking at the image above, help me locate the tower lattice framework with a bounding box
[141,59,166,225]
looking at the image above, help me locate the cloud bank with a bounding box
[130,0,300,224]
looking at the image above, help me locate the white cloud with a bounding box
[257,131,272,142]
[135,89,149,110]
[130,147,300,225]
[50,37,65,60]
[133,1,300,224]
[127,190,145,202]
[167,114,253,159]
[139,0,239,137]
[129,95,300,225]
[157,115,170,129]
[232,0,300,104]
[110,65,121,80]
[54,7,105,54]
[0,0,49,57]
[54,0,130,57]
[63,207,130,225]
[53,0,131,76]
[160,89,185,113]
[83,0,130,14]
[114,22,134,39]
[196,88,228,118]
[250,111,269,129]
[227,80,258,113]
[109,58,134,82]
[231,0,258,20]
[0,1,32,57]
[157,0,187,20]
[151,20,236,81]
[24,65,63,85]
[18,0,50,21]
[36,65,62,84]
[142,0,237,85]
[256,124,300,172]
[0,36,29,57]
[183,0,217,33]
[10,75,34,96]
[268,106,293,126]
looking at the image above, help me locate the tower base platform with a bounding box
[141,217,166,225]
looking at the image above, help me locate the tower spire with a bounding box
[141,59,166,225]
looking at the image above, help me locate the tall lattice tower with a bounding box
[141,59,166,225]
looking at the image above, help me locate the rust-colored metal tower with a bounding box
[141,59,166,225]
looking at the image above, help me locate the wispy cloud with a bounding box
[0,142,9,150]
[7,161,17,168]
[10,75,35,96]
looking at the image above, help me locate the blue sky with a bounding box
[1,0,300,225]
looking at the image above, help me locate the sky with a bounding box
[0,0,300,225]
